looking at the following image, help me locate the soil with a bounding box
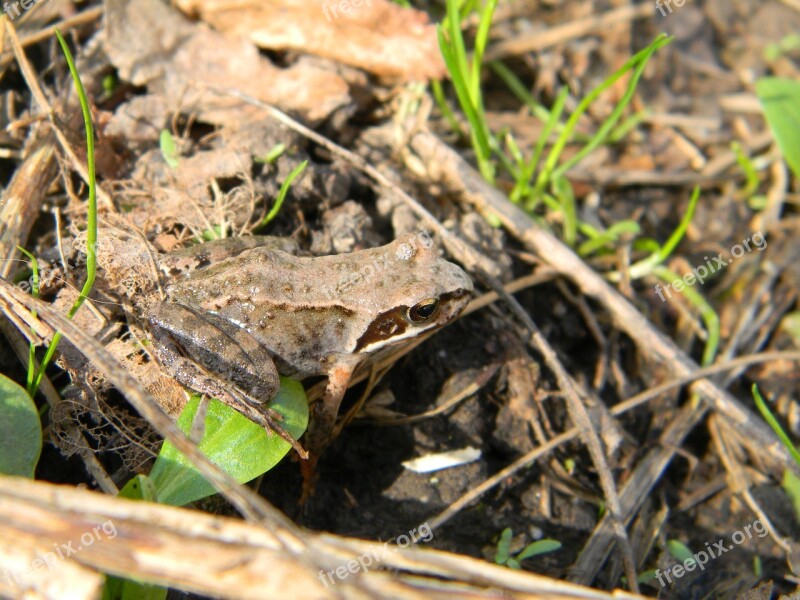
[1,0,799,598]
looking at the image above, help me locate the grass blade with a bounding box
[32,29,97,395]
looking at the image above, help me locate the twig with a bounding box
[0,475,645,599]
[479,274,640,592]
[365,364,499,426]
[484,3,652,61]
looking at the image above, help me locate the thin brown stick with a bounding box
[480,275,640,592]
[17,7,103,50]
[0,476,645,599]
[484,3,652,61]
[366,364,500,426]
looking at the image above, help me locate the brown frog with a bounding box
[146,231,473,474]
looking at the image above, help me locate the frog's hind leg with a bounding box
[148,302,307,458]
[160,236,300,279]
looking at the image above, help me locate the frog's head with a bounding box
[353,232,473,354]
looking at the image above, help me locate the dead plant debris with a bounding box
[0,0,799,599]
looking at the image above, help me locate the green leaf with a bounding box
[257,160,308,229]
[753,555,763,577]
[494,527,512,564]
[254,143,286,165]
[752,383,800,467]
[516,539,562,561]
[637,569,659,584]
[616,186,700,282]
[200,224,224,241]
[16,246,40,394]
[436,0,496,184]
[159,129,180,169]
[34,31,98,397]
[577,220,641,256]
[537,34,672,194]
[666,539,694,565]
[118,474,158,502]
[783,470,800,523]
[149,377,308,506]
[731,141,760,197]
[0,374,41,477]
[103,575,167,600]
[756,78,800,180]
[102,73,118,96]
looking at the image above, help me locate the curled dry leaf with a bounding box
[104,0,350,125]
[174,0,446,81]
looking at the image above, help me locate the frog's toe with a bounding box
[260,409,308,460]
[299,457,320,505]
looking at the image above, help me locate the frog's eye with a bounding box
[408,298,439,323]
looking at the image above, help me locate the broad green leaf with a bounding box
[0,374,41,477]
[103,574,167,600]
[516,539,562,561]
[118,474,158,502]
[149,377,308,506]
[756,78,800,180]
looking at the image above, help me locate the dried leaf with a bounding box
[104,0,350,125]
[174,0,446,81]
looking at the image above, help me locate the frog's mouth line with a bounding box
[354,290,471,353]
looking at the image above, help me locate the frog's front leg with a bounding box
[301,358,360,500]
[148,302,308,458]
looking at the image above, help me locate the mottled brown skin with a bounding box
[146,232,473,482]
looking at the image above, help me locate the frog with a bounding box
[145,231,473,476]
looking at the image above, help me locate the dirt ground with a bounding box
[1,0,799,598]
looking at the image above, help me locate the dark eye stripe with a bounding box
[354,289,470,353]
[354,306,409,352]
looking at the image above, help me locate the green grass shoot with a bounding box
[30,29,97,396]
[257,159,308,229]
